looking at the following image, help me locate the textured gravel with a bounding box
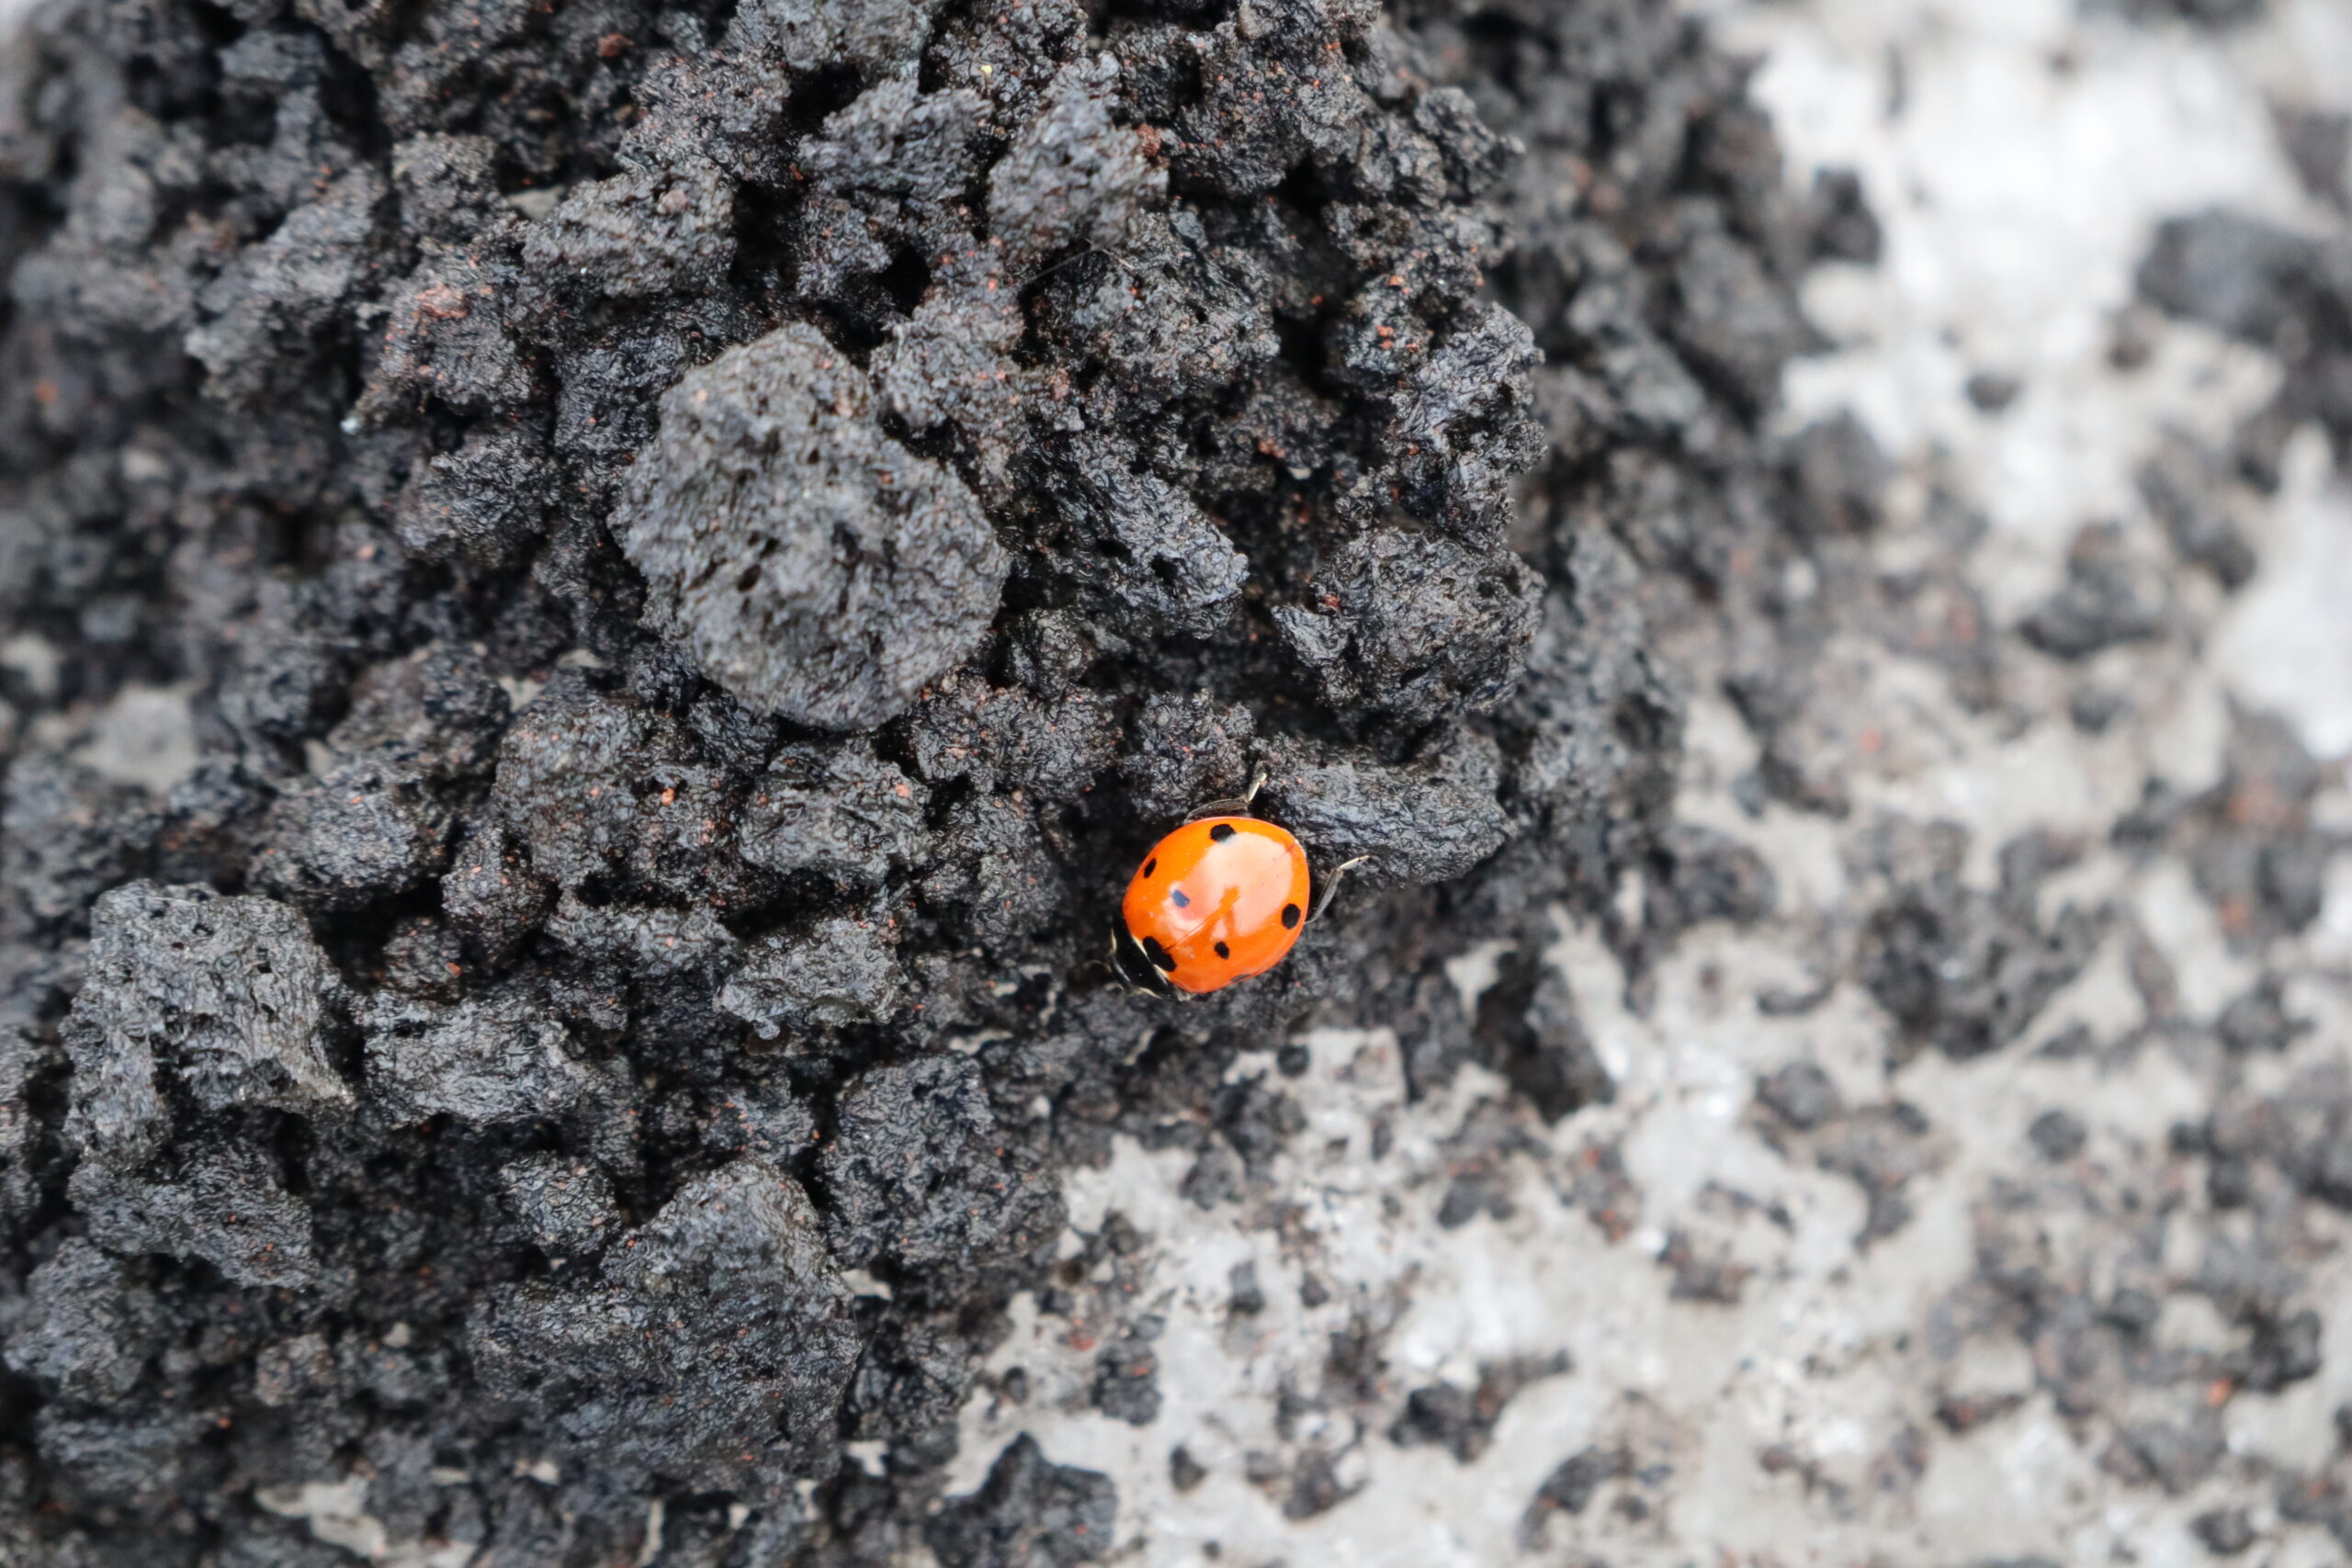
[950,3,2352,1563]
[1,0,2349,1564]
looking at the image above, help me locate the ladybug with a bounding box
[1116,773,1367,996]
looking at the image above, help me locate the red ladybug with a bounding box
[1117,776,1366,996]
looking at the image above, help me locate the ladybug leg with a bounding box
[1306,855,1372,924]
[1183,767,1270,822]
[1096,929,1127,981]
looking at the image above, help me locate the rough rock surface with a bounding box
[0,0,2347,1561]
[612,323,1010,729]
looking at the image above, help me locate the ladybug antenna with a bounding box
[1306,855,1372,925]
[1184,767,1270,822]
[1087,931,1128,986]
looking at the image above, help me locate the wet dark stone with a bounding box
[1805,167,1884,265]
[1758,1063,1842,1132]
[1966,372,2023,413]
[2276,107,2350,207]
[1860,864,2098,1062]
[927,1434,1118,1568]
[1091,1318,1164,1428]
[2192,1506,2257,1556]
[1390,1352,1571,1464]
[1520,1446,1626,1551]
[2030,1109,2089,1163]
[2019,523,2169,660]
[469,1159,863,1493]
[610,324,1010,730]
[0,0,1883,1544]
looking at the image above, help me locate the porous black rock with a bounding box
[3,758,162,936]
[70,1142,322,1288]
[4,1240,167,1404]
[469,1157,863,1492]
[63,883,350,1171]
[1758,1062,1843,1132]
[612,324,1011,730]
[739,740,929,891]
[927,1434,1119,1568]
[253,758,455,911]
[362,984,596,1126]
[1259,733,1513,887]
[2019,523,2170,660]
[520,161,735,302]
[1859,829,2100,1062]
[820,1055,1064,1283]
[0,0,1861,1547]
[499,1153,619,1258]
[718,913,908,1040]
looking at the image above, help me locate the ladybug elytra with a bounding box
[1116,776,1366,996]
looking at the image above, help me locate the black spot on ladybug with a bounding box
[1281,903,1301,929]
[1214,941,1231,960]
[1208,823,1236,842]
[1170,887,1191,908]
[1144,857,1157,879]
[1141,935,1178,973]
